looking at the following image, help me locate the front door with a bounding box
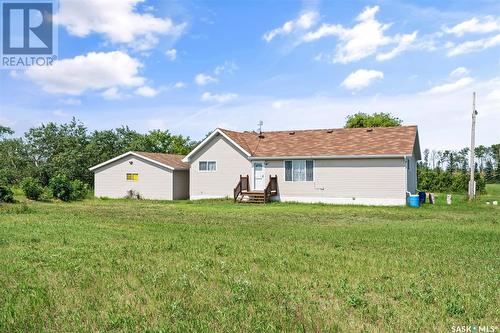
[253,161,265,191]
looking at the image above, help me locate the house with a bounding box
[182,126,421,205]
[89,151,189,200]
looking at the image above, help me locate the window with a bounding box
[199,161,216,172]
[126,173,138,181]
[285,160,313,182]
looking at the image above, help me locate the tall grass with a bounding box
[0,190,498,332]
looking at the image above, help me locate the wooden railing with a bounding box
[264,175,278,202]
[234,175,249,201]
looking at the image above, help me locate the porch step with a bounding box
[234,175,278,204]
[237,191,266,203]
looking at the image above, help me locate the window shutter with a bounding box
[285,161,292,181]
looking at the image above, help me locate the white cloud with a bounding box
[146,118,168,130]
[9,70,19,79]
[303,6,417,63]
[447,33,500,56]
[135,86,159,97]
[263,11,319,42]
[101,87,124,100]
[376,31,418,61]
[450,67,470,78]
[201,92,238,103]
[59,98,81,106]
[57,0,186,50]
[173,81,186,88]
[53,109,69,117]
[214,61,238,75]
[341,69,384,90]
[195,73,218,86]
[444,16,500,36]
[26,51,144,95]
[424,77,474,94]
[165,49,177,61]
[272,100,292,109]
[171,76,499,151]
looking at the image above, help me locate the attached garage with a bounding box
[89,151,189,200]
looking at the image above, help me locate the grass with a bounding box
[0,186,499,332]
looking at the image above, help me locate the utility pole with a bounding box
[469,92,478,201]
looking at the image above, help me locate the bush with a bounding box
[49,174,73,202]
[40,187,53,201]
[70,180,89,200]
[0,185,14,203]
[418,166,486,194]
[21,177,44,200]
[125,189,141,199]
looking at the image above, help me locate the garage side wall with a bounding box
[94,156,173,200]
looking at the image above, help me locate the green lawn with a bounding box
[0,188,499,332]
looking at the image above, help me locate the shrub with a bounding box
[0,185,14,203]
[40,187,53,201]
[125,189,141,199]
[21,177,44,200]
[418,166,486,194]
[70,180,89,200]
[49,174,73,202]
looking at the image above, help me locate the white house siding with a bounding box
[264,158,407,205]
[189,134,251,199]
[94,155,174,200]
[173,170,190,200]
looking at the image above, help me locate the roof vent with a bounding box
[366,128,373,132]
[326,129,333,133]
[289,131,295,135]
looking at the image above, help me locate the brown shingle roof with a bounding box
[133,152,189,169]
[219,126,418,157]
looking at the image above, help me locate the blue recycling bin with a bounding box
[408,195,420,208]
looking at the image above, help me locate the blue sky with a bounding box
[1,0,499,150]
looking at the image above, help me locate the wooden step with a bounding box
[242,191,265,195]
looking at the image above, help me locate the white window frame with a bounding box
[284,160,314,182]
[199,160,217,172]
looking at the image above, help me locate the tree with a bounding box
[24,118,90,185]
[0,126,14,139]
[496,161,500,184]
[484,161,495,183]
[128,129,196,154]
[86,129,124,170]
[344,112,402,128]
[423,149,430,168]
[492,144,500,170]
[0,127,31,185]
[457,148,469,173]
[475,145,487,171]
